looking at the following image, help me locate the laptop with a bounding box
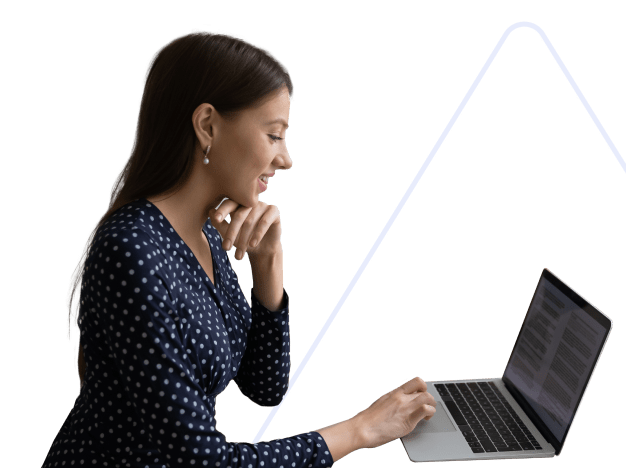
[401,268,612,462]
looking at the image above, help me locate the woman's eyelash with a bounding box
[268,134,283,141]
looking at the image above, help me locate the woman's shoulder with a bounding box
[88,199,179,264]
[94,199,175,244]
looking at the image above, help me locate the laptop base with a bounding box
[401,378,556,462]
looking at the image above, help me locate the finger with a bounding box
[246,205,279,250]
[417,391,437,408]
[209,208,230,243]
[409,391,436,410]
[399,376,427,395]
[212,198,239,223]
[416,403,436,423]
[233,205,265,260]
[222,206,252,253]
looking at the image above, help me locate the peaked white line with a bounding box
[252,21,626,444]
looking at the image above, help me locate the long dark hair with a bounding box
[70,32,293,385]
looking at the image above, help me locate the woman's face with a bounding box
[209,86,292,208]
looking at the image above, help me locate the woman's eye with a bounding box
[268,134,283,141]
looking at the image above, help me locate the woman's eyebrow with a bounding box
[264,118,289,129]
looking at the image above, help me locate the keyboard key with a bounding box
[497,445,520,452]
[480,441,498,453]
[471,447,485,453]
[520,442,535,450]
[443,400,467,426]
[513,433,528,441]
[468,442,482,448]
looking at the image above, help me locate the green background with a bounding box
[0,1,626,467]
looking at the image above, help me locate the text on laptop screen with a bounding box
[502,275,607,443]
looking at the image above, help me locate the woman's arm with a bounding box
[315,417,365,462]
[247,240,362,461]
[249,249,285,311]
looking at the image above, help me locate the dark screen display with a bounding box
[503,273,609,444]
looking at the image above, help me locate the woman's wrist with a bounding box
[315,415,366,463]
[349,412,370,450]
[249,248,284,311]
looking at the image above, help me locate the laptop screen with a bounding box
[502,269,611,454]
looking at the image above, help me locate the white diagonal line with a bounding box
[252,21,626,444]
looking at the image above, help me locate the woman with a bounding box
[42,32,436,467]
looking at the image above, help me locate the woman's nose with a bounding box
[276,149,292,170]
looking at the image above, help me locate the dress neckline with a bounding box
[138,198,219,291]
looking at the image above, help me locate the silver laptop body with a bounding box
[401,268,612,462]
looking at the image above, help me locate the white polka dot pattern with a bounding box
[42,199,334,467]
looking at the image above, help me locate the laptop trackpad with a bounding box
[411,401,457,433]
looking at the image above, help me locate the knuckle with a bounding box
[391,391,403,403]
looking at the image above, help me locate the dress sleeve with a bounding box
[90,231,334,467]
[234,287,291,406]
[213,233,293,407]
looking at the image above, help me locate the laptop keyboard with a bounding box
[434,381,543,453]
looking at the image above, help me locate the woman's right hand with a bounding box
[353,376,437,449]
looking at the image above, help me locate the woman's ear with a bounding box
[192,103,217,150]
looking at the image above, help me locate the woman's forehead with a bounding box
[246,90,290,125]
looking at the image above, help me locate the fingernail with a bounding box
[224,240,231,250]
[251,238,258,247]
[216,214,223,222]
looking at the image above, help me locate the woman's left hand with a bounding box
[209,199,282,260]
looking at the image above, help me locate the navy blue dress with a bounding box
[42,198,334,468]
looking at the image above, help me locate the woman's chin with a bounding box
[230,195,256,209]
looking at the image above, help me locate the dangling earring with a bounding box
[203,145,211,165]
